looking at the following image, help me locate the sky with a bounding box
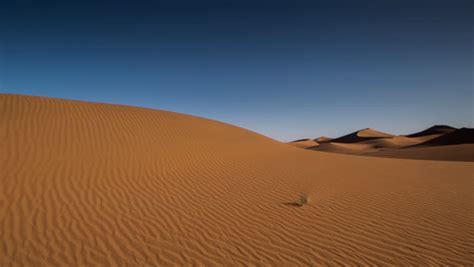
[1,0,472,141]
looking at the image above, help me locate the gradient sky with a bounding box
[1,0,472,141]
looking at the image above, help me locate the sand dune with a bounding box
[309,135,444,156]
[369,144,474,162]
[316,134,442,153]
[407,125,457,137]
[311,142,374,155]
[364,135,435,148]
[330,128,393,143]
[299,126,473,161]
[314,136,332,143]
[1,94,473,265]
[289,139,320,149]
[412,128,474,147]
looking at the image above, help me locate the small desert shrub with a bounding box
[292,193,308,207]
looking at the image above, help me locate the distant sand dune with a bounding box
[407,125,457,137]
[314,136,332,143]
[330,128,393,144]
[300,126,474,162]
[1,94,473,265]
[289,139,319,149]
[369,144,474,161]
[412,128,474,147]
[314,134,443,155]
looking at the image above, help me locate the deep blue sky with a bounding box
[1,0,472,141]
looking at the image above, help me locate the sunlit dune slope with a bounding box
[1,94,473,266]
[369,144,474,162]
[314,136,332,143]
[289,139,319,149]
[312,135,440,155]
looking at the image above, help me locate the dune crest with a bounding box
[330,128,393,144]
[1,94,473,265]
[407,125,457,137]
[314,136,332,143]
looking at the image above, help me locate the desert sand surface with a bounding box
[300,126,474,162]
[289,139,319,149]
[367,144,474,162]
[1,94,473,265]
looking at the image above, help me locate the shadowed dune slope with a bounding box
[1,94,473,266]
[412,128,474,147]
[331,128,393,143]
[407,125,457,137]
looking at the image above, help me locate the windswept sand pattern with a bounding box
[1,94,473,266]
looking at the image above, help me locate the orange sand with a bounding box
[289,139,319,149]
[1,94,473,265]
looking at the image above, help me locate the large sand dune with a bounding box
[1,94,473,265]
